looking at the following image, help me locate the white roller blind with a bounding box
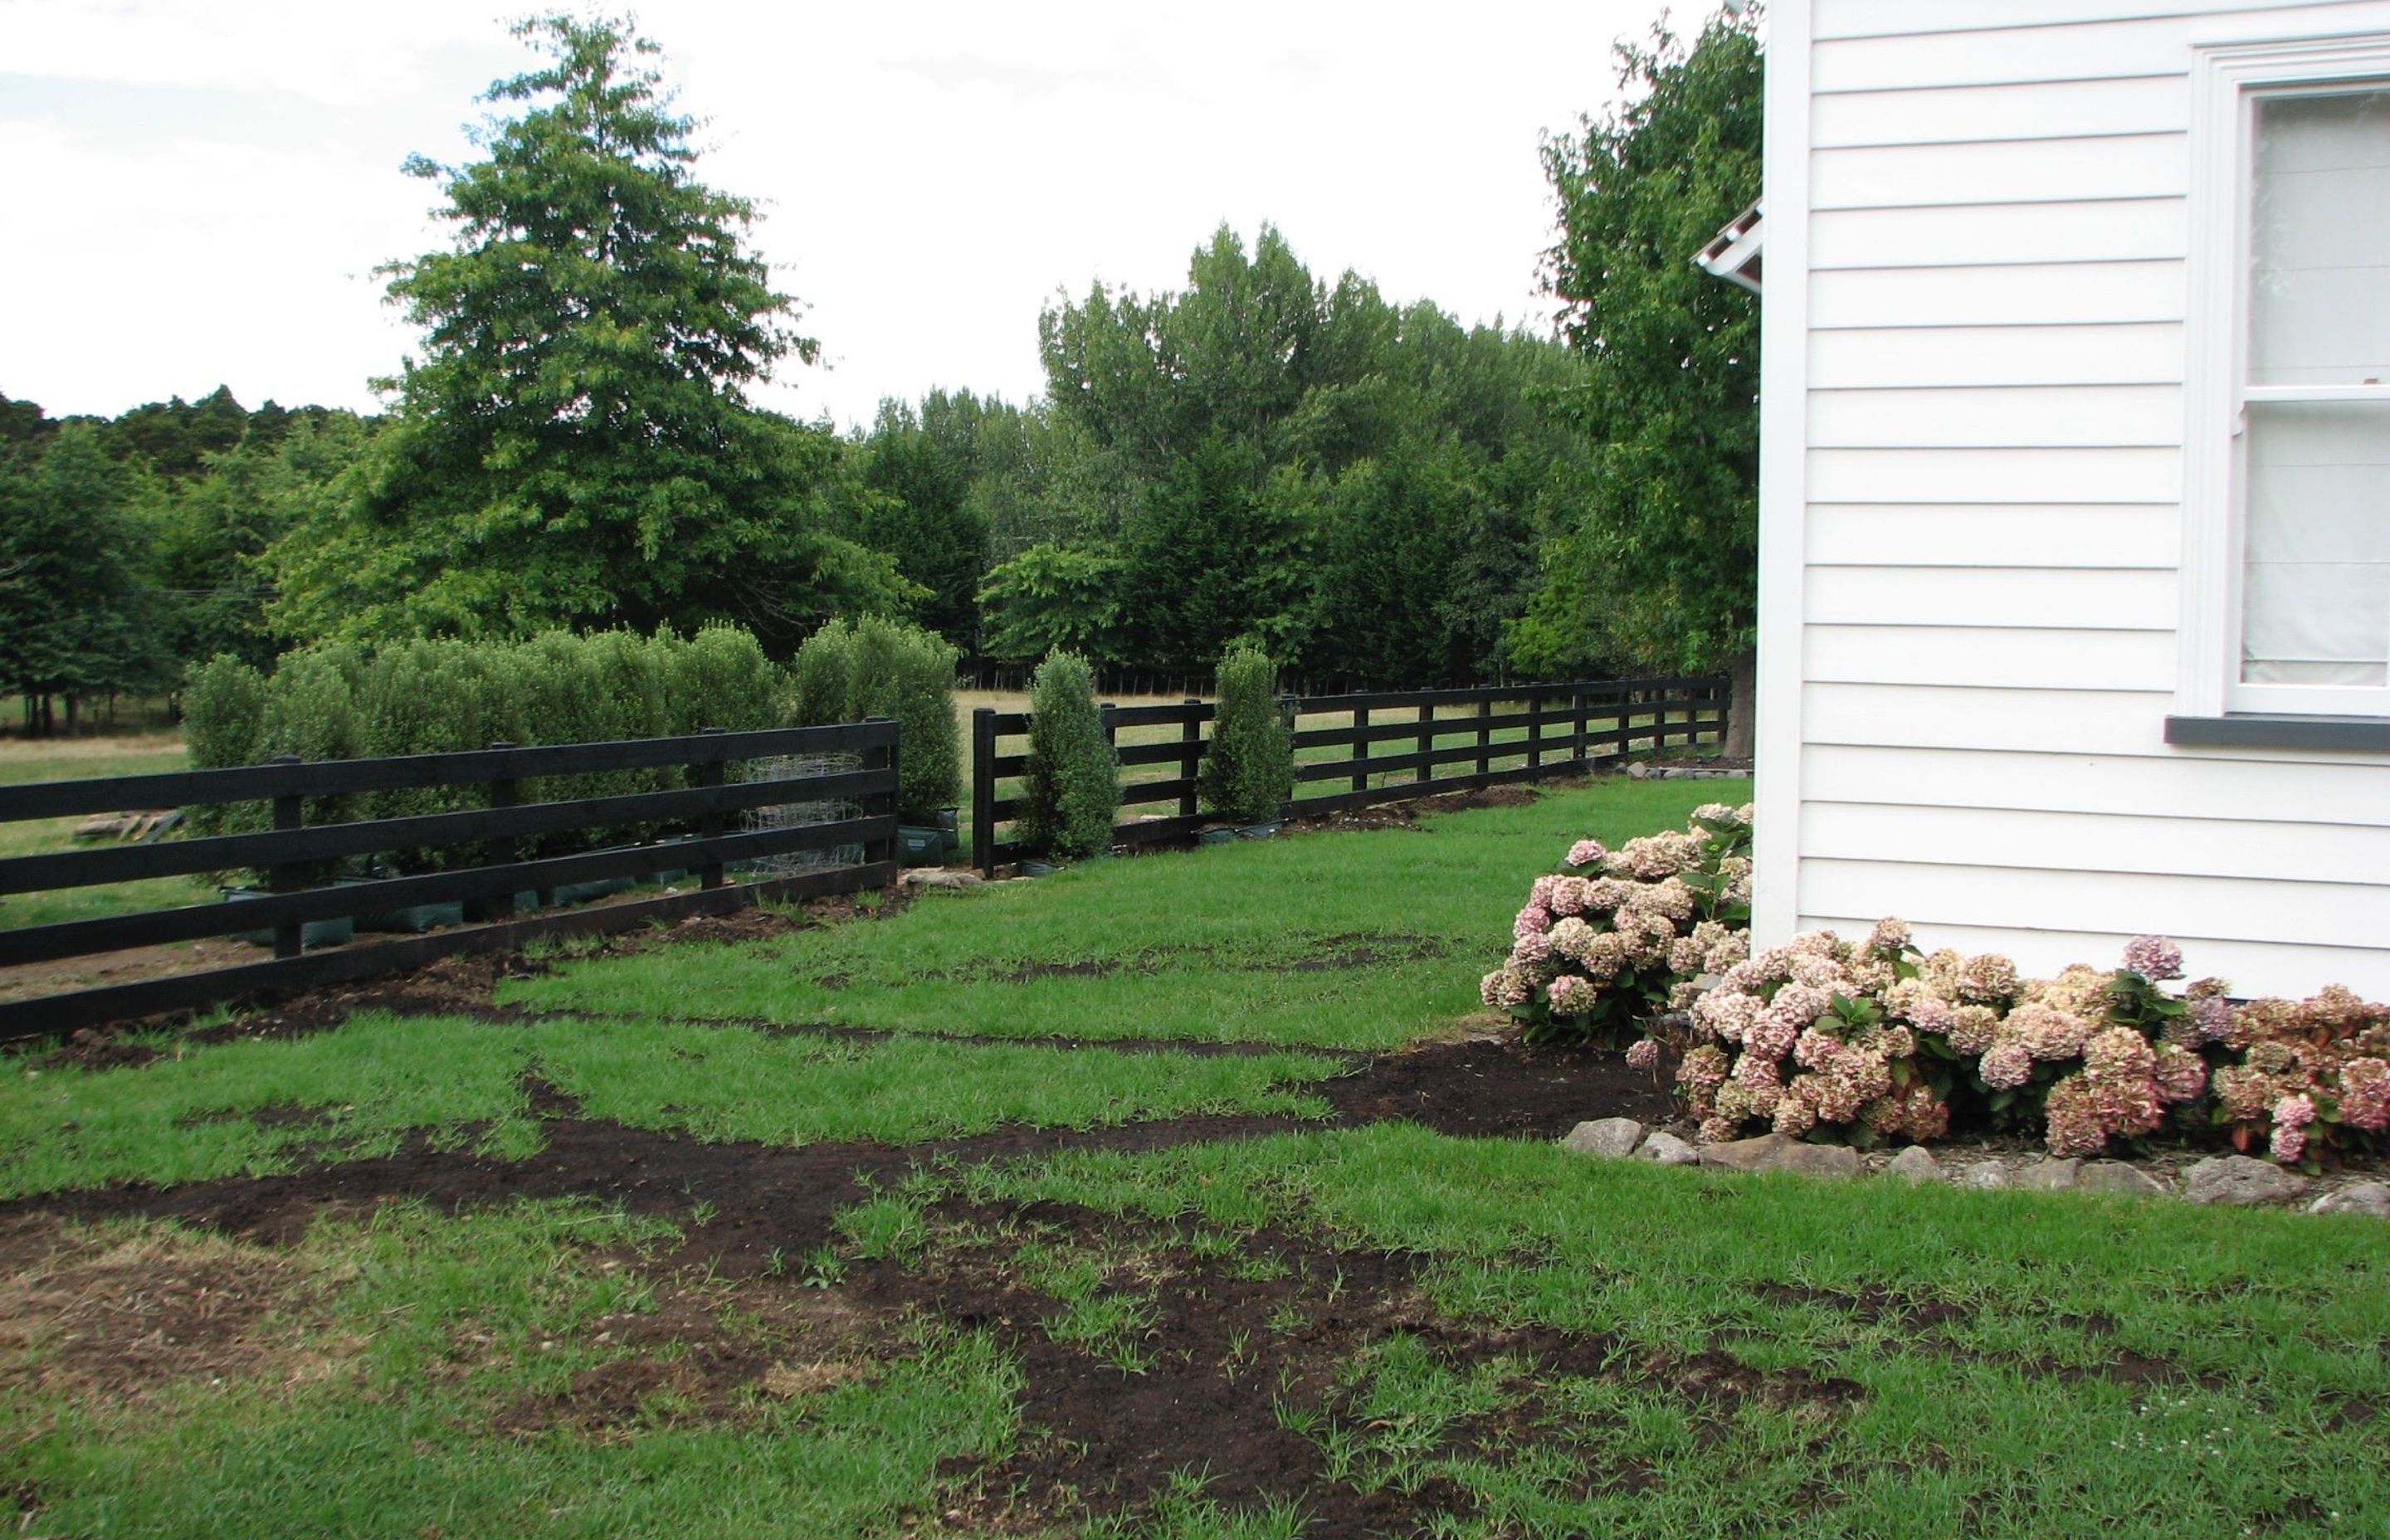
[2240,88,2390,688]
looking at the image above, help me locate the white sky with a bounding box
[0,0,1674,434]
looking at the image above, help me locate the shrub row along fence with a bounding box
[969,675,1728,877]
[0,722,900,1040]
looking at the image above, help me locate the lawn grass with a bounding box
[6,776,2381,1539]
[505,776,1749,1048]
[1,1202,1021,1539]
[0,1011,1344,1198]
[922,1123,2390,1536]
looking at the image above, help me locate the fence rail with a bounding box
[970,675,1727,876]
[0,721,900,1040]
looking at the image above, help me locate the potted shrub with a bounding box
[1199,645,1292,837]
[1018,650,1119,862]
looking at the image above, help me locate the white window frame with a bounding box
[2180,35,2390,720]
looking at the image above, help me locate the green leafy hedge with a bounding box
[790,615,959,824]
[1019,650,1118,860]
[1198,646,1291,826]
[184,627,796,872]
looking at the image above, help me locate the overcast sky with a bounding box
[2,0,1676,434]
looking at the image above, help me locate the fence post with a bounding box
[1616,688,1636,763]
[480,741,519,924]
[1525,688,1544,778]
[695,726,728,890]
[266,754,303,960]
[1416,698,1434,787]
[1571,686,1589,772]
[972,707,997,879]
[1350,704,1369,794]
[1475,693,1491,780]
[1278,694,1299,817]
[874,715,900,872]
[1178,699,1202,820]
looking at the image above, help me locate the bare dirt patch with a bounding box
[492,1267,878,1440]
[0,1213,342,1411]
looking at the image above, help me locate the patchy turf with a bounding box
[7,774,2384,1538]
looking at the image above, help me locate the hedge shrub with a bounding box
[1019,650,1118,860]
[207,626,797,872]
[791,616,960,824]
[1198,646,1291,826]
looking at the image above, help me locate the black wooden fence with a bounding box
[970,675,1727,876]
[0,721,900,1040]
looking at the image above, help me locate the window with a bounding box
[2182,39,2390,725]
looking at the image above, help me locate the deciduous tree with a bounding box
[1519,7,1763,753]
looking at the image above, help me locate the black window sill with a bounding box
[2164,714,2390,751]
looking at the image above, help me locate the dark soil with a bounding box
[3,1039,1671,1265]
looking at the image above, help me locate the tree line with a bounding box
[1,8,1760,737]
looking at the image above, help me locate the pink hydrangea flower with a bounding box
[1545,974,1597,1016]
[1866,917,1913,956]
[2121,934,2186,982]
[1564,839,1607,869]
[1625,1037,1662,1071]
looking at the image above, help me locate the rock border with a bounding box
[1558,1118,2390,1216]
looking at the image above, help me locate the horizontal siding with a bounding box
[1804,504,2181,567]
[1783,0,2390,1002]
[1812,134,2188,209]
[1804,743,2390,820]
[1787,914,2390,1001]
[1812,199,2185,270]
[1816,0,2390,41]
[1808,446,2183,504]
[1811,262,2186,328]
[1805,566,2178,629]
[1812,5,2390,90]
[1812,77,2191,148]
[1802,801,2390,885]
[1805,624,2175,691]
[1807,385,2183,448]
[1802,683,2179,755]
[1797,857,2390,953]
[1809,324,2185,388]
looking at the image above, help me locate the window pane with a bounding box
[2241,401,2390,685]
[2250,88,2390,387]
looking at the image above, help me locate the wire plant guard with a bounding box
[736,753,866,876]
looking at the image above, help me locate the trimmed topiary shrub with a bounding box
[183,654,267,772]
[181,654,268,836]
[788,622,859,728]
[790,616,960,825]
[664,624,787,738]
[1198,646,1291,826]
[1019,650,1118,860]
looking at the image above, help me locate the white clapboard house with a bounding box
[1719,1,2390,997]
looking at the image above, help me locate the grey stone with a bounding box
[1759,1142,1862,1180]
[2076,1162,2168,1199]
[1625,763,1652,780]
[1883,1146,1943,1184]
[1696,1133,1789,1172]
[2310,1182,2390,1217]
[2020,1157,2081,1192]
[1958,1162,2013,1190]
[1562,1117,1646,1159]
[898,868,983,890]
[2182,1155,2313,1206]
[1635,1130,1700,1167]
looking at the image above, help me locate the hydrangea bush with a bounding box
[1480,803,1754,1047]
[1490,819,2390,1169]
